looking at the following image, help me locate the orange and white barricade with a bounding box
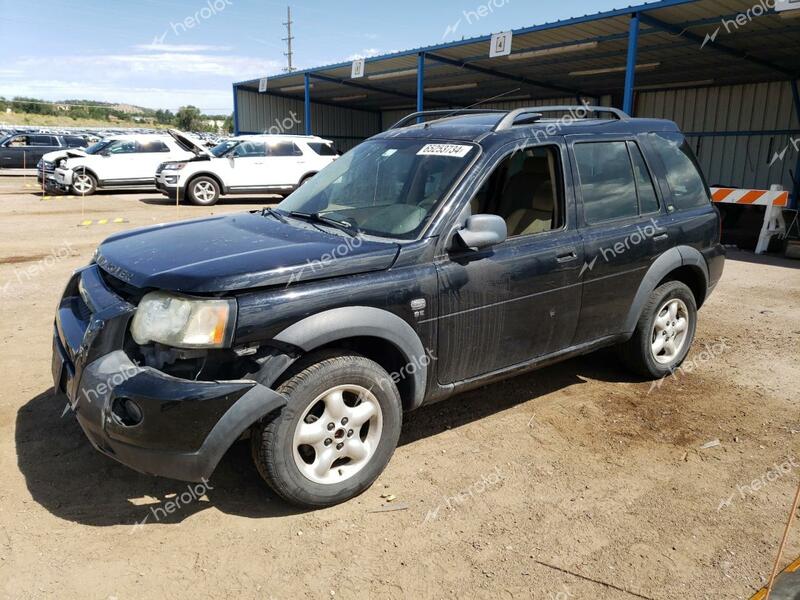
[710,185,790,254]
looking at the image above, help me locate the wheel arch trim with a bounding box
[623,246,709,334]
[186,171,227,194]
[273,306,428,410]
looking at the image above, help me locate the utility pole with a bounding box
[283,6,296,73]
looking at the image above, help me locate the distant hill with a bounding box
[0,97,232,133]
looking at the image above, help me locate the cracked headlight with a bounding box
[130,291,236,349]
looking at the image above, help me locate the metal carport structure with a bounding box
[232,0,800,202]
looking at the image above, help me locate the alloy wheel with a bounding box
[292,384,383,485]
[651,298,690,364]
[73,174,93,194]
[193,181,216,202]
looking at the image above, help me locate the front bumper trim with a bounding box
[60,350,287,482]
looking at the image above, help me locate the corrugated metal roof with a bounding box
[234,0,800,112]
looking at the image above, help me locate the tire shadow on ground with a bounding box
[16,349,637,526]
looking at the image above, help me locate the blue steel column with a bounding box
[623,13,640,116]
[416,52,425,121]
[304,73,312,135]
[232,83,239,135]
[791,80,800,208]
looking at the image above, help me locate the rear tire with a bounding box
[70,170,96,196]
[618,281,697,378]
[250,352,402,508]
[187,176,220,206]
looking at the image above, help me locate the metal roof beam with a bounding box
[307,72,450,106]
[255,89,381,115]
[425,52,587,99]
[638,13,797,79]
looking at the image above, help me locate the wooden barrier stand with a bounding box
[710,185,791,255]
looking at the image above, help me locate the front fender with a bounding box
[274,306,428,409]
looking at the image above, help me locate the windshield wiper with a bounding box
[288,211,360,238]
[260,207,287,224]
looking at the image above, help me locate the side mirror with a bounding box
[453,214,507,251]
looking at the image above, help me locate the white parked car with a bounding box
[53,134,195,195]
[155,131,339,206]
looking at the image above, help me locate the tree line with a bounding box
[0,97,233,132]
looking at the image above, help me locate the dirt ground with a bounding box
[0,174,798,600]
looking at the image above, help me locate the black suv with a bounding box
[52,106,724,507]
[0,133,87,169]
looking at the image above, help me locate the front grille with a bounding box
[98,269,147,304]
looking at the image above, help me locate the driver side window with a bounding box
[7,135,29,147]
[232,142,267,157]
[470,145,565,238]
[105,140,137,154]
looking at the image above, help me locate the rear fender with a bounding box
[622,246,708,335]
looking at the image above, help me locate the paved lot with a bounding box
[0,175,798,599]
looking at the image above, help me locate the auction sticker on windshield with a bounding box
[417,144,472,158]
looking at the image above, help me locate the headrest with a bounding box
[520,157,548,176]
[532,181,553,212]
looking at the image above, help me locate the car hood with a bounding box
[95,212,401,293]
[41,148,86,162]
[168,128,214,158]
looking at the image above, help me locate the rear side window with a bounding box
[29,135,57,146]
[137,140,170,153]
[307,142,337,156]
[232,141,267,157]
[574,142,638,224]
[647,133,710,210]
[64,136,87,147]
[268,141,303,157]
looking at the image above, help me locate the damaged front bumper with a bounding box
[52,265,286,482]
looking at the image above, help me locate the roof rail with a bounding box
[493,105,630,131]
[389,109,507,130]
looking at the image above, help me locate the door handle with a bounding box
[653,233,669,242]
[556,250,578,262]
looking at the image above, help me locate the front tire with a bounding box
[187,176,220,206]
[619,281,697,378]
[70,170,97,196]
[251,352,402,508]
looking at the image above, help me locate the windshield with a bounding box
[277,139,477,239]
[84,140,110,155]
[210,139,238,157]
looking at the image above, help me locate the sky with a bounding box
[0,0,642,114]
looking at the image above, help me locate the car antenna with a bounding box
[425,87,522,128]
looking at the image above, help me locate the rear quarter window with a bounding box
[647,133,710,210]
[307,142,337,156]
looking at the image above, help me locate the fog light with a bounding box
[111,397,143,427]
[165,176,178,184]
